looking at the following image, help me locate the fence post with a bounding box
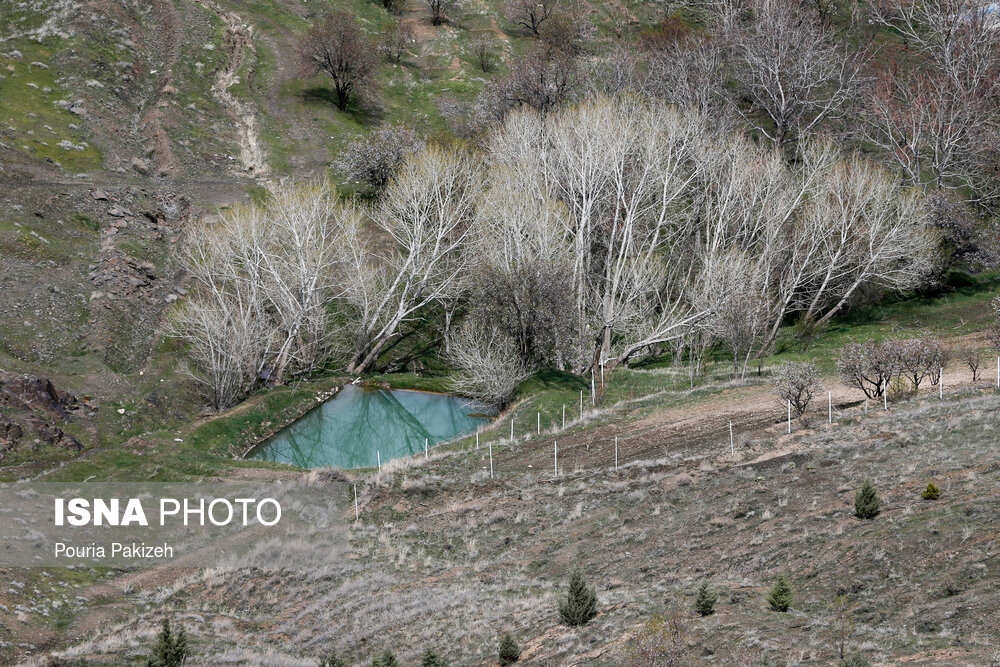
[614,436,618,471]
[865,398,868,414]
[579,390,583,417]
[729,420,734,456]
[354,485,359,522]
[425,437,428,459]
[476,432,479,450]
[591,370,596,406]
[537,412,540,435]
[828,391,832,424]
[510,418,514,442]
[939,367,943,399]
[377,450,381,473]
[554,441,558,477]
[489,442,494,479]
[562,404,566,430]
[787,399,791,434]
[883,391,888,410]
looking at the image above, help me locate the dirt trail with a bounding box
[191,0,269,176]
[140,0,184,178]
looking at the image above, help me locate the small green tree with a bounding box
[498,633,520,665]
[420,648,448,667]
[559,568,598,626]
[921,483,940,500]
[767,575,793,612]
[854,479,881,519]
[318,651,350,667]
[371,649,399,667]
[694,581,717,616]
[147,618,188,667]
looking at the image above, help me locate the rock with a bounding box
[90,189,109,201]
[165,293,178,303]
[0,418,23,449]
[107,205,134,218]
[130,158,150,175]
[68,105,86,116]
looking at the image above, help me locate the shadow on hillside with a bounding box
[300,87,383,126]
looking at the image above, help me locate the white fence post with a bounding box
[354,485,359,522]
[510,418,514,442]
[562,404,566,430]
[476,432,479,450]
[591,370,596,406]
[939,367,943,399]
[537,412,540,435]
[489,442,493,479]
[377,450,381,473]
[729,420,734,456]
[425,437,428,459]
[787,399,791,434]
[614,436,618,471]
[554,441,558,477]
[828,391,832,424]
[579,390,583,417]
[883,391,888,410]
[865,398,868,414]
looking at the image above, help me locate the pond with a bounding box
[248,384,492,469]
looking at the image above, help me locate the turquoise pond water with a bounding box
[248,384,492,469]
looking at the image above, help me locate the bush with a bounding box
[559,568,599,626]
[498,633,520,665]
[839,652,871,667]
[336,125,423,192]
[694,581,717,616]
[961,346,983,381]
[146,618,188,667]
[921,483,941,500]
[855,479,881,519]
[420,649,447,667]
[767,575,793,612]
[371,649,399,667]
[318,652,350,667]
[772,361,820,419]
[620,614,688,666]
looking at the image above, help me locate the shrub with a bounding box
[772,361,820,419]
[921,483,941,500]
[855,479,881,519]
[839,652,871,667]
[694,581,717,616]
[620,614,688,666]
[767,575,793,612]
[420,649,447,667]
[837,340,898,398]
[498,633,520,665]
[146,618,188,667]
[336,125,423,192]
[318,652,350,667]
[559,568,598,626]
[371,649,399,667]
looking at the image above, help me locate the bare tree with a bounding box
[772,361,821,419]
[381,19,414,64]
[504,0,558,36]
[896,337,945,389]
[838,339,900,398]
[469,35,497,73]
[336,124,423,192]
[643,34,725,115]
[724,0,867,150]
[301,12,378,112]
[426,0,466,26]
[173,183,349,408]
[475,43,581,122]
[961,345,982,381]
[342,145,481,374]
[448,318,534,410]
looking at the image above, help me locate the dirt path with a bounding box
[140,0,184,178]
[191,0,269,176]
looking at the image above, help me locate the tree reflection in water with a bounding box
[250,385,490,468]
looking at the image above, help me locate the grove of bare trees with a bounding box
[176,93,939,409]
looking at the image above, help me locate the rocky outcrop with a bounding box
[0,371,87,454]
